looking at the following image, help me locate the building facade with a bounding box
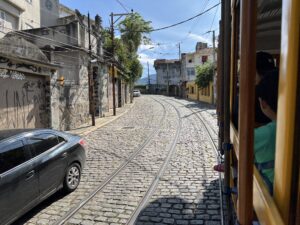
[181,42,215,104]
[154,59,181,96]
[22,10,109,130]
[0,35,58,129]
[0,0,60,39]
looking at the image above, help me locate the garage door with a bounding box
[0,73,49,129]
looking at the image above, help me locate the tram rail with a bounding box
[54,98,168,225]
[126,97,183,225]
[166,97,225,225]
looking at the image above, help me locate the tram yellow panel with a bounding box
[253,168,285,225]
[230,122,239,159]
[274,0,300,222]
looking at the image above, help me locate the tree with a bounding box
[195,62,214,89]
[118,12,152,102]
[118,13,152,53]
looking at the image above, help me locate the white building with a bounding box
[181,42,215,82]
[0,0,59,38]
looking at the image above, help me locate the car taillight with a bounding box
[79,139,86,146]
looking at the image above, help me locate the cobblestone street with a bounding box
[15,95,221,225]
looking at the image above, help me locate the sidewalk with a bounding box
[67,102,135,136]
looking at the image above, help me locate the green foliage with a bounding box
[128,57,143,82]
[102,13,152,84]
[195,62,214,89]
[118,13,152,53]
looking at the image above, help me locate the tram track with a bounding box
[125,97,183,225]
[166,97,225,225]
[53,98,169,225]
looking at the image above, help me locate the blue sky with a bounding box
[60,0,221,78]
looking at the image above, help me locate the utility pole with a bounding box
[110,11,132,116]
[88,12,95,126]
[110,13,116,116]
[167,62,169,96]
[178,42,182,97]
[147,61,150,94]
[212,30,216,64]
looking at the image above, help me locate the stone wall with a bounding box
[94,64,109,117]
[50,51,90,130]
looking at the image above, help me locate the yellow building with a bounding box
[186,81,214,104]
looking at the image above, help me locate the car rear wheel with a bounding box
[63,163,81,192]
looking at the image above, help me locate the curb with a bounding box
[75,101,135,136]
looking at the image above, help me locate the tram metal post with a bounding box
[238,0,257,223]
[223,0,232,223]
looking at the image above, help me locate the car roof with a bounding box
[0,129,63,142]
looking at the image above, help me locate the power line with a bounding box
[178,0,210,43]
[116,3,220,33]
[0,29,116,64]
[149,3,220,32]
[1,25,92,53]
[209,4,219,32]
[115,0,131,13]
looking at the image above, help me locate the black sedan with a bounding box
[0,129,86,225]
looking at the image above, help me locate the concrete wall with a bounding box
[20,0,41,29]
[186,81,213,104]
[0,1,19,38]
[40,0,59,27]
[186,81,198,100]
[0,0,41,37]
[199,82,213,104]
[155,62,181,86]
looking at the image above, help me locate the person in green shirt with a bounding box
[254,70,279,195]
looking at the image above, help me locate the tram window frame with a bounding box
[230,2,241,132]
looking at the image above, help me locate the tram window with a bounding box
[254,0,282,195]
[231,4,240,130]
[254,71,279,194]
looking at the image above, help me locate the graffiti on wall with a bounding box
[0,75,49,129]
[0,69,26,80]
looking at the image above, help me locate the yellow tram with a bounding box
[217,0,299,224]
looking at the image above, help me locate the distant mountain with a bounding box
[135,74,157,85]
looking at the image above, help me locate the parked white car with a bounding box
[133,90,141,97]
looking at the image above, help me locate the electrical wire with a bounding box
[209,4,219,33]
[115,0,131,13]
[1,25,93,53]
[149,3,220,32]
[178,0,210,43]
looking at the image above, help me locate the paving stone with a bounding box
[18,97,220,225]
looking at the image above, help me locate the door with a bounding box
[0,138,38,225]
[26,133,67,199]
[0,74,48,129]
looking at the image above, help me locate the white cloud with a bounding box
[138,53,156,65]
[138,44,155,51]
[188,33,212,45]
